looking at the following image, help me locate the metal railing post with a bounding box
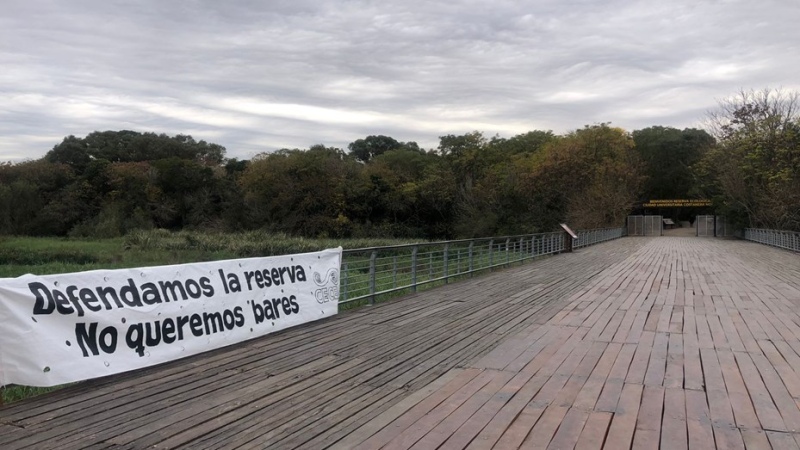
[411,246,418,292]
[369,251,377,305]
[505,238,511,265]
[392,255,398,289]
[342,262,349,302]
[489,239,494,268]
[468,241,474,276]
[444,243,450,283]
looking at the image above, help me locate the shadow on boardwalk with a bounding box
[2,237,800,449]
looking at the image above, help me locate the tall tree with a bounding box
[698,88,800,230]
[632,126,715,200]
[348,135,407,162]
[239,145,360,237]
[529,124,644,229]
[488,130,556,155]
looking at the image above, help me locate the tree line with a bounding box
[1,88,797,239]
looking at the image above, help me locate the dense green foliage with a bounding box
[0,126,644,239]
[696,89,800,230]
[2,89,796,237]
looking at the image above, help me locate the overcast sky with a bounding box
[2,0,799,162]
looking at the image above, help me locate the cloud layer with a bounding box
[2,0,799,161]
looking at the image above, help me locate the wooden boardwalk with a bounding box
[3,237,800,449]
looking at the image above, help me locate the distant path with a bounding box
[3,237,800,449]
[662,226,697,237]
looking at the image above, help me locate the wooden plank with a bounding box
[683,319,704,391]
[664,331,684,389]
[757,340,800,400]
[660,388,688,450]
[625,331,655,384]
[718,308,746,352]
[732,351,787,432]
[471,326,550,370]
[408,370,514,450]
[603,383,643,449]
[0,424,26,443]
[518,342,608,449]
[380,370,497,450]
[574,411,612,450]
[465,328,590,450]
[353,368,484,449]
[644,306,662,332]
[730,310,762,355]
[595,343,636,412]
[441,329,572,449]
[545,407,590,450]
[624,309,649,344]
[295,387,408,449]
[598,310,627,342]
[656,305,674,333]
[699,348,746,449]
[644,332,669,386]
[707,314,730,350]
[122,362,381,448]
[696,313,714,349]
[631,385,664,450]
[492,337,594,449]
[749,352,800,432]
[573,343,623,411]
[766,431,800,450]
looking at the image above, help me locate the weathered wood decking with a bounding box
[3,237,800,449]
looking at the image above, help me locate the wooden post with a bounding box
[564,231,573,253]
[560,224,577,253]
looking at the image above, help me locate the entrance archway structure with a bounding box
[637,198,714,236]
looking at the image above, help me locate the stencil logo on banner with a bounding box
[313,268,339,304]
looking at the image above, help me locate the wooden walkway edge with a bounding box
[3,237,800,449]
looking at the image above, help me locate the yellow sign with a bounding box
[642,199,712,208]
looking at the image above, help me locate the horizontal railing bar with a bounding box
[342,231,565,255]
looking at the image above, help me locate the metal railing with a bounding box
[627,215,663,236]
[744,229,800,252]
[339,227,625,306]
[574,227,626,249]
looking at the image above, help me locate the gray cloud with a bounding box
[2,0,799,161]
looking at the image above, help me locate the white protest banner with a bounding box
[0,248,341,387]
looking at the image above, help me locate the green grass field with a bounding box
[0,230,420,278]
